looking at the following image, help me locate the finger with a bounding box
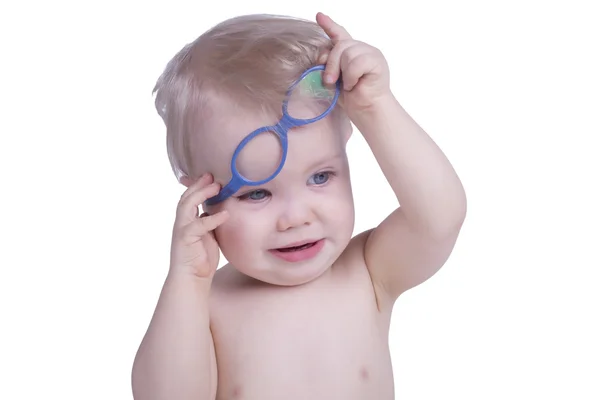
[176,181,222,225]
[180,173,213,203]
[316,12,352,43]
[322,40,355,85]
[339,46,371,91]
[178,181,221,219]
[317,50,329,65]
[182,210,229,243]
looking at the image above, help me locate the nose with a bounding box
[276,196,315,232]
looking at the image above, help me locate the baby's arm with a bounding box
[132,174,227,400]
[317,13,467,307]
[131,274,217,400]
[356,95,467,305]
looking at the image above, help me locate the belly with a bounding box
[213,321,395,400]
[210,260,395,399]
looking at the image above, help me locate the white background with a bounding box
[1,0,599,398]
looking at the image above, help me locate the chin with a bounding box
[274,263,332,286]
[233,246,338,287]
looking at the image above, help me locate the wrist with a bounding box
[165,270,213,294]
[350,91,400,131]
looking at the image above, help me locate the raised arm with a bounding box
[317,13,467,308]
[356,96,466,304]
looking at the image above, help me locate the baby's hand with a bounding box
[169,173,229,279]
[316,12,392,114]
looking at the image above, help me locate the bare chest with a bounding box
[210,274,395,400]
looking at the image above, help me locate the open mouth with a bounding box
[269,239,325,262]
[276,242,317,252]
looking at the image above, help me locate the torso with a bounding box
[209,238,396,400]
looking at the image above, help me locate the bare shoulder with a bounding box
[332,229,392,314]
[337,229,371,263]
[212,264,237,289]
[209,264,241,304]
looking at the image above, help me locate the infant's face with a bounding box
[200,105,355,286]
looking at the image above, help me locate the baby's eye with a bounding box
[308,171,332,185]
[239,189,270,201]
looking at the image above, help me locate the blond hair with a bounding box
[153,14,333,182]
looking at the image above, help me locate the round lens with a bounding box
[234,130,284,183]
[286,69,336,120]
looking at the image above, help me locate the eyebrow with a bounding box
[233,153,345,194]
[304,153,344,173]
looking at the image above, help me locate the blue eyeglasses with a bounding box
[205,64,341,205]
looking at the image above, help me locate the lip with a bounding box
[277,239,321,249]
[269,239,325,263]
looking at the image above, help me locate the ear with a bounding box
[179,175,194,187]
[340,115,353,144]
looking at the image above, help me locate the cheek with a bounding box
[216,214,248,247]
[325,180,355,224]
[214,210,266,255]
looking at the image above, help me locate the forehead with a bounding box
[201,103,344,183]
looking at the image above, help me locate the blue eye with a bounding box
[308,171,332,185]
[239,189,270,201]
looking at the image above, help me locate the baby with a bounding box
[132,12,467,400]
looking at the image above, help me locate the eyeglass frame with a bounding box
[204,64,342,205]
